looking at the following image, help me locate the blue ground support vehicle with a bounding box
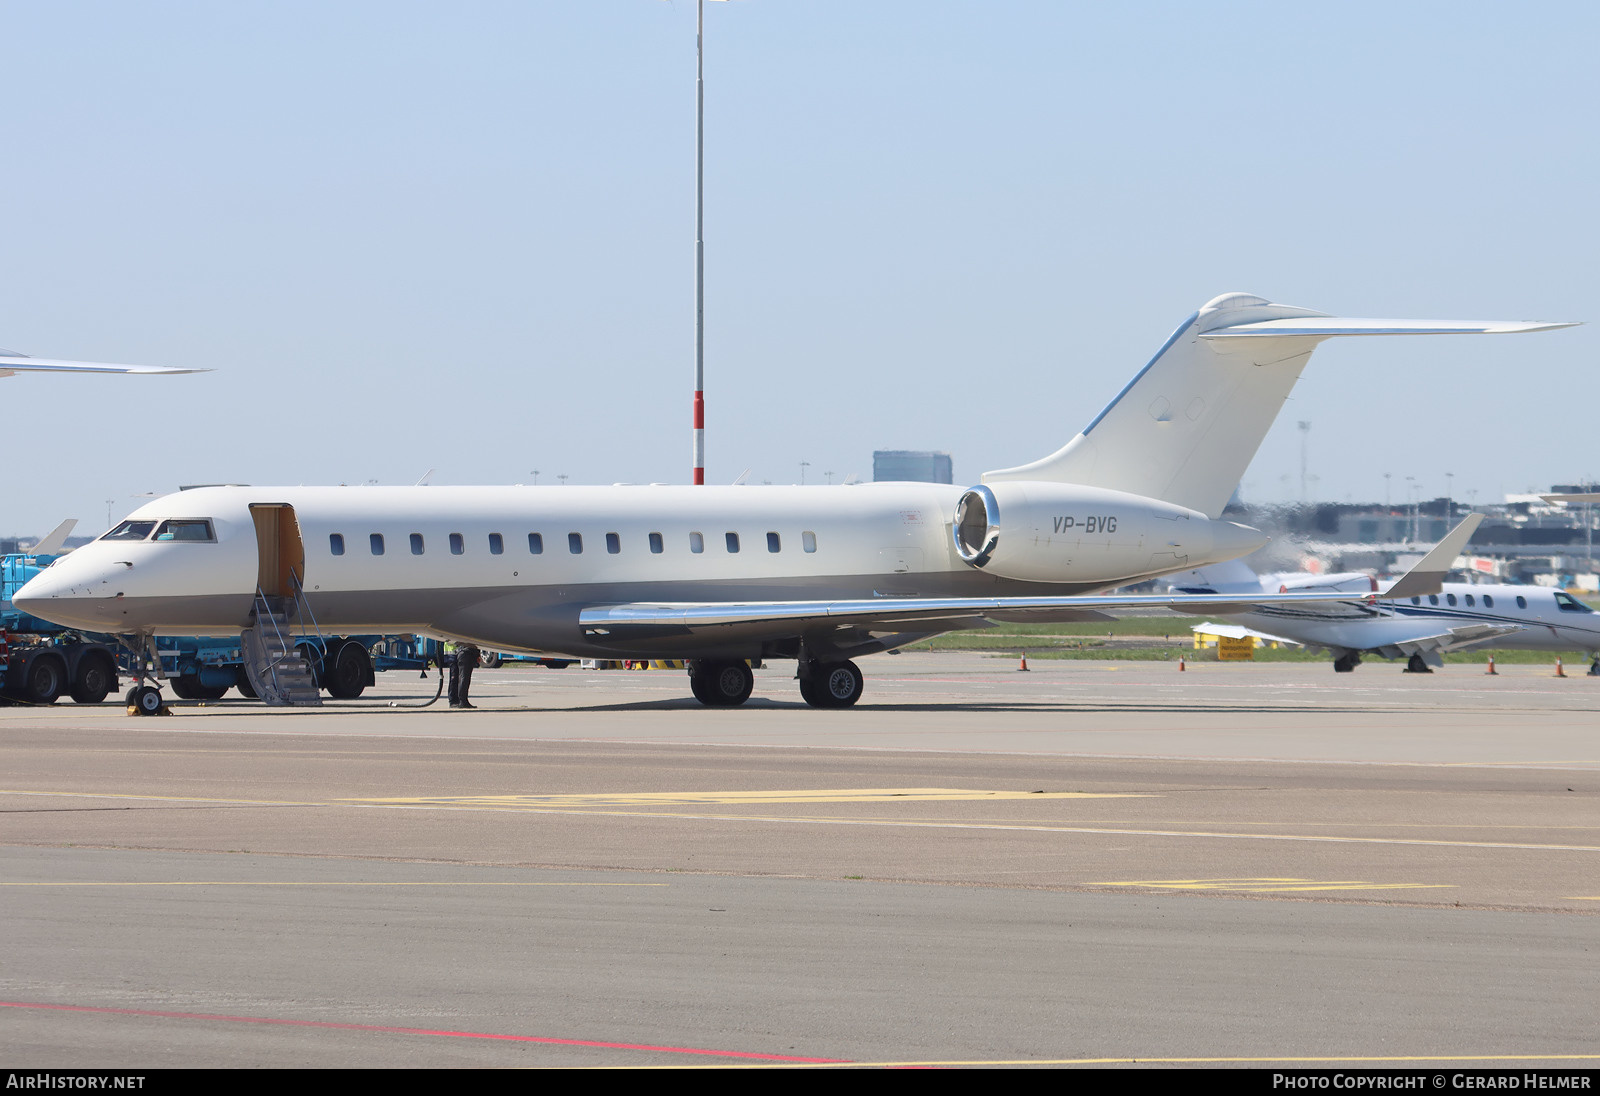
[0,551,120,704]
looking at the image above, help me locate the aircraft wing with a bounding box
[0,353,205,377]
[579,589,1412,641]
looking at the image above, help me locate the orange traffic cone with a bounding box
[1018,652,1030,672]
[1179,656,1186,672]
[1485,655,1497,675]
[1556,658,1567,678]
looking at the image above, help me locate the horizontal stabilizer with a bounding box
[1380,513,1484,600]
[1201,318,1578,339]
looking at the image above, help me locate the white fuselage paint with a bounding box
[18,483,1262,659]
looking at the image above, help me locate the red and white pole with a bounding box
[692,0,706,486]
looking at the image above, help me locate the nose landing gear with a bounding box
[125,684,166,716]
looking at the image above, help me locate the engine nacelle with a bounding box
[951,481,1266,584]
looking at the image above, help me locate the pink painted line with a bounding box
[1,1001,848,1063]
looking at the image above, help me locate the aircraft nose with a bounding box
[11,562,125,632]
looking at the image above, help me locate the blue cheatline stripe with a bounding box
[1081,312,1199,437]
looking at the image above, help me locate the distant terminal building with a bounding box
[873,450,953,484]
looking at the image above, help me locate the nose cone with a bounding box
[12,558,127,632]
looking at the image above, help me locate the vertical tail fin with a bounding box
[983,293,1574,518]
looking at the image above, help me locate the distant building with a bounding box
[873,450,953,484]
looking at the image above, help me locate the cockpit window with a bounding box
[103,520,157,541]
[1554,592,1592,613]
[153,519,215,543]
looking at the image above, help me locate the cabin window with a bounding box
[410,533,425,555]
[1484,595,1494,608]
[649,532,663,554]
[330,534,345,556]
[606,533,621,554]
[370,534,385,556]
[488,533,503,555]
[1516,596,1527,609]
[690,532,704,554]
[767,532,781,553]
[103,520,157,541]
[153,519,215,542]
[569,533,583,554]
[1465,594,1475,607]
[528,533,543,555]
[726,532,740,553]
[1411,596,1420,605]
[1446,593,1457,606]
[802,531,817,553]
[1428,595,1439,606]
[450,533,465,555]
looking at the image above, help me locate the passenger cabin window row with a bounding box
[329,530,821,557]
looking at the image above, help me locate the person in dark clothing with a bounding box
[448,643,481,708]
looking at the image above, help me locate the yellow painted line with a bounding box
[1568,896,1600,901]
[0,881,662,887]
[347,803,1600,853]
[345,788,1155,807]
[1092,877,1454,893]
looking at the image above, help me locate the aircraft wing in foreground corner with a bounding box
[0,348,205,377]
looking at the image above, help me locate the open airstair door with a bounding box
[242,503,321,706]
[250,503,305,600]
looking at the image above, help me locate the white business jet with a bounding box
[12,293,1573,710]
[1176,519,1600,674]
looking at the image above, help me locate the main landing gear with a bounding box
[1332,652,1362,674]
[684,658,866,708]
[1403,653,1433,674]
[688,659,754,707]
[797,660,864,709]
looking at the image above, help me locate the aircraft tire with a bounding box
[1332,653,1360,674]
[689,660,753,707]
[131,685,164,716]
[69,653,117,704]
[805,661,863,708]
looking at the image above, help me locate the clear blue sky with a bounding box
[2,1,1595,534]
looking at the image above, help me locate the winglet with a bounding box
[1380,513,1484,600]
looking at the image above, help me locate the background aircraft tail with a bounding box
[982,293,1573,519]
